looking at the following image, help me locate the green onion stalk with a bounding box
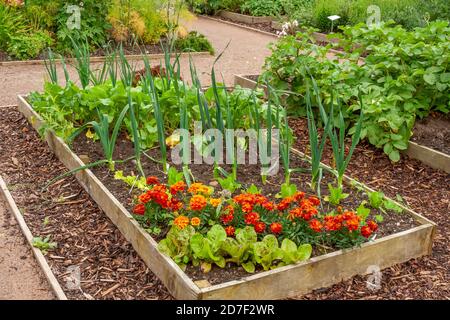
[142,56,168,174]
[328,93,364,190]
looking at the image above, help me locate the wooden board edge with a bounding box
[16,97,201,300]
[199,223,434,299]
[405,141,450,174]
[0,52,211,67]
[0,175,68,300]
[200,15,277,38]
[289,146,437,229]
[219,11,274,24]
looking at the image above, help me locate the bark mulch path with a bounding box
[289,117,450,300]
[0,106,171,300]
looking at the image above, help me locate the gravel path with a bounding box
[0,16,276,105]
[0,199,55,300]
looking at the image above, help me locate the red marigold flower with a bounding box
[224,205,235,215]
[168,198,183,211]
[361,225,373,238]
[324,215,342,231]
[173,215,190,230]
[133,204,145,215]
[367,220,378,232]
[189,194,207,211]
[254,221,266,233]
[309,219,323,232]
[170,181,186,195]
[221,213,234,224]
[293,191,305,202]
[288,207,302,220]
[190,217,201,227]
[345,217,361,231]
[244,212,260,225]
[343,211,356,220]
[307,196,320,206]
[225,226,235,237]
[262,201,275,211]
[138,192,152,204]
[146,176,159,185]
[241,202,254,213]
[270,222,283,234]
[277,197,294,211]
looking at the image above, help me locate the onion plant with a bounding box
[328,95,364,189]
[44,48,58,85]
[142,56,167,174]
[305,79,333,193]
[68,106,130,171]
[127,88,145,177]
[70,38,91,89]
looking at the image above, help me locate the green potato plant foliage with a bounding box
[262,21,450,161]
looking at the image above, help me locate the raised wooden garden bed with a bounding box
[405,141,450,174]
[0,51,211,67]
[17,95,436,300]
[219,11,274,24]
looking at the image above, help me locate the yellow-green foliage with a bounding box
[108,0,166,44]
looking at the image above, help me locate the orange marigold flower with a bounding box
[367,220,378,232]
[309,219,323,232]
[190,217,201,227]
[343,211,356,220]
[133,204,145,215]
[361,225,373,238]
[188,182,212,195]
[270,222,283,234]
[225,226,235,237]
[173,215,190,230]
[209,198,222,207]
[244,212,260,225]
[254,221,266,233]
[189,194,207,211]
[170,181,186,195]
[146,176,159,185]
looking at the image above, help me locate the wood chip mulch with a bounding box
[0,106,448,300]
[0,107,172,300]
[289,117,450,300]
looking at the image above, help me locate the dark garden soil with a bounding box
[70,122,417,285]
[411,112,450,155]
[0,106,172,300]
[289,117,450,299]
